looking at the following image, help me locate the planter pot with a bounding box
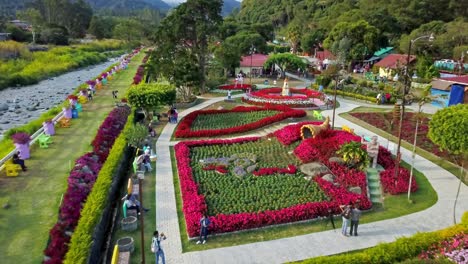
[121,216,138,231]
[117,236,135,253]
[72,109,79,119]
[15,143,30,159]
[63,107,72,118]
[43,122,55,136]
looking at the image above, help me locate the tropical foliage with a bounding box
[336,141,370,170]
[127,82,176,118]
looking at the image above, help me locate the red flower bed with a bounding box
[175,136,369,237]
[218,84,252,90]
[250,87,322,100]
[350,112,451,161]
[252,164,297,176]
[273,121,322,145]
[380,167,418,194]
[175,105,306,138]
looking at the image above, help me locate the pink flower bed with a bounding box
[175,105,306,138]
[250,87,322,100]
[218,84,252,90]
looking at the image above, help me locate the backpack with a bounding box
[342,208,351,219]
[151,237,160,253]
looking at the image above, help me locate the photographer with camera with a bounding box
[151,230,167,264]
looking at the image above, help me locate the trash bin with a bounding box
[72,109,78,119]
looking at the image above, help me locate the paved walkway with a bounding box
[155,96,468,264]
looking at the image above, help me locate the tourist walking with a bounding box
[152,230,167,264]
[350,203,362,236]
[196,214,211,244]
[12,153,27,171]
[339,202,352,237]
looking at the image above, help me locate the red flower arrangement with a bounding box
[67,94,78,101]
[11,132,31,144]
[175,105,306,138]
[380,167,418,194]
[252,164,297,176]
[218,84,252,90]
[242,88,323,108]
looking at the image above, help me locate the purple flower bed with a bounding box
[43,106,131,263]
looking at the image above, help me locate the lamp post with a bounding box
[249,45,256,85]
[331,74,339,129]
[394,33,434,179]
[137,171,145,264]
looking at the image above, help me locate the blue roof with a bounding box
[373,47,394,57]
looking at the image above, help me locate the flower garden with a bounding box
[350,112,451,161]
[175,120,418,238]
[174,105,306,138]
[242,87,323,108]
[218,84,252,90]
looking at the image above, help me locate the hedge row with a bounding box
[300,212,468,264]
[322,88,377,103]
[63,113,134,263]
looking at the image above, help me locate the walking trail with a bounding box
[155,94,468,264]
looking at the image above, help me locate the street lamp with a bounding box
[249,45,256,85]
[137,171,146,264]
[394,33,434,179]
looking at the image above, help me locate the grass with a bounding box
[0,51,144,264]
[170,146,437,253]
[340,111,467,185]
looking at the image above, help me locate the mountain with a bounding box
[162,0,241,16]
[86,0,170,12]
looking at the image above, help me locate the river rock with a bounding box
[0,120,9,124]
[300,162,329,177]
[348,186,362,194]
[322,174,335,183]
[26,106,37,111]
[0,104,8,111]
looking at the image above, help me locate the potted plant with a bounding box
[63,101,73,118]
[43,119,55,136]
[12,132,31,159]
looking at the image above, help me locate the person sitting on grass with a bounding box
[13,153,27,171]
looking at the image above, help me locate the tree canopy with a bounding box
[127,82,176,117]
[264,53,307,77]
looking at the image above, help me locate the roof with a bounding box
[438,76,468,85]
[373,47,394,57]
[315,50,336,61]
[364,56,380,62]
[431,80,452,91]
[239,54,269,67]
[374,54,416,69]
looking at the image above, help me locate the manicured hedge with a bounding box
[63,113,133,264]
[299,212,468,264]
[322,88,376,103]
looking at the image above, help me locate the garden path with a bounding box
[154,95,468,264]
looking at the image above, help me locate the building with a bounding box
[374,54,416,79]
[431,75,468,107]
[236,53,269,77]
[364,47,394,65]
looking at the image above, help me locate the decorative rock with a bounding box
[348,186,362,194]
[322,174,335,183]
[117,237,135,253]
[300,162,329,177]
[121,216,138,231]
[329,157,345,165]
[0,104,8,111]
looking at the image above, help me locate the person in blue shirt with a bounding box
[152,230,167,264]
[196,214,211,244]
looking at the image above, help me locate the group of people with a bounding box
[339,202,362,237]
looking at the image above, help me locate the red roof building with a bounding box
[439,75,468,85]
[239,54,269,67]
[315,50,336,61]
[375,54,416,69]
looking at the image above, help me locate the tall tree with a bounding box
[263,53,307,78]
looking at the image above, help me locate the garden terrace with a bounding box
[174,105,306,138]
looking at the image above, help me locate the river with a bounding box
[0,57,124,137]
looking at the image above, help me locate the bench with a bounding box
[59,118,71,128]
[111,245,130,264]
[38,134,53,148]
[3,159,22,177]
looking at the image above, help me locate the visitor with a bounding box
[152,230,167,264]
[143,149,152,172]
[173,107,178,123]
[112,90,118,99]
[143,143,151,153]
[87,88,93,101]
[227,90,232,100]
[350,203,362,236]
[148,124,156,137]
[196,213,211,244]
[167,108,173,123]
[339,202,352,237]
[12,153,27,171]
[124,194,149,215]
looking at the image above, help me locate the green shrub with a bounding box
[64,114,134,263]
[358,79,367,87]
[378,82,385,90]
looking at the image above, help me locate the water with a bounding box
[0,57,122,137]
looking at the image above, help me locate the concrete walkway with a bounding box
[155,95,468,264]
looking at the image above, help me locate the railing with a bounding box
[0,110,65,171]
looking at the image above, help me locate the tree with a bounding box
[224,31,266,54]
[88,16,113,39]
[16,8,42,43]
[286,21,302,54]
[154,0,223,93]
[113,19,144,42]
[301,30,325,55]
[127,82,176,119]
[263,53,307,78]
[428,104,468,224]
[212,40,241,77]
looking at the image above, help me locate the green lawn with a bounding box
[171,147,437,253]
[0,52,144,264]
[340,111,466,185]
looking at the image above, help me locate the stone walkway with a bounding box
[155,95,468,264]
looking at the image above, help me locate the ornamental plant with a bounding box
[67,94,78,101]
[419,233,468,262]
[336,141,370,171]
[11,132,31,144]
[127,82,176,119]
